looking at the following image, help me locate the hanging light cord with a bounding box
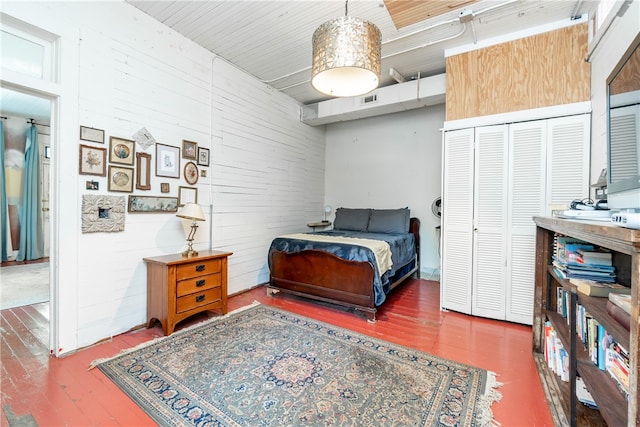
[345,0,348,17]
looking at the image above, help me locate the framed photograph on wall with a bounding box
[182,140,198,160]
[160,182,170,193]
[156,143,180,178]
[184,161,199,185]
[197,147,210,166]
[80,126,105,143]
[107,165,134,193]
[109,136,135,165]
[136,152,151,190]
[128,195,179,213]
[79,144,107,176]
[178,186,198,206]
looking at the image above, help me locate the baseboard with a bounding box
[421,267,440,281]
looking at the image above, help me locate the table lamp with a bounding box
[176,203,205,257]
[324,205,332,222]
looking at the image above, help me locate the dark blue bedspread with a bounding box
[268,230,416,306]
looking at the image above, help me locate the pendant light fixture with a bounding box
[311,0,381,97]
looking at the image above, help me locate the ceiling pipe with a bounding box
[277,23,467,91]
[260,0,521,88]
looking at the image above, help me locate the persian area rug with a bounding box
[93,303,502,426]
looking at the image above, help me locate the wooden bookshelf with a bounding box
[533,217,640,427]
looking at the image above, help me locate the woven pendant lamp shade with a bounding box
[311,16,381,97]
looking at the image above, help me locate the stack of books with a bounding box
[569,278,631,297]
[607,293,632,331]
[553,237,616,283]
[604,334,630,397]
[544,321,569,382]
[555,285,630,396]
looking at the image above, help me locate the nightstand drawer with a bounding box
[177,273,221,297]
[176,287,222,313]
[176,259,221,280]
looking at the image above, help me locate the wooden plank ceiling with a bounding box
[384,0,480,29]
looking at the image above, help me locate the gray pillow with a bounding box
[333,208,371,231]
[367,208,410,233]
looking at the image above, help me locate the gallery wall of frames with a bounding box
[78,125,210,233]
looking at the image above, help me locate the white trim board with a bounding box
[445,15,589,58]
[442,102,592,131]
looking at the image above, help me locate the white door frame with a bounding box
[2,7,81,356]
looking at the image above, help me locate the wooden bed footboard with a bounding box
[267,217,421,321]
[269,249,377,310]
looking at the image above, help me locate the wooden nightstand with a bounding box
[307,220,331,231]
[143,250,233,335]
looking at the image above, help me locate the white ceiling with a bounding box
[1,0,599,123]
[126,0,599,105]
[1,87,51,124]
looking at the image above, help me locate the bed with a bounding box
[267,208,420,321]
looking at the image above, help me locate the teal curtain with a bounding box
[0,121,8,261]
[16,125,43,261]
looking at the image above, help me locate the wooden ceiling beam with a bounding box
[383,0,479,29]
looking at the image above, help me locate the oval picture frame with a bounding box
[184,161,199,185]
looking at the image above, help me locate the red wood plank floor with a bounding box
[1,279,554,426]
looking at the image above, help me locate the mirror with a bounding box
[606,33,640,211]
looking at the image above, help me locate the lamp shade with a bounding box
[311,16,381,97]
[176,203,205,222]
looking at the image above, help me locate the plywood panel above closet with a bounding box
[446,23,590,120]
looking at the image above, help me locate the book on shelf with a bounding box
[609,293,631,315]
[606,349,630,395]
[544,321,569,382]
[569,278,631,297]
[603,333,630,397]
[576,377,598,409]
[552,260,616,283]
[606,300,631,331]
[576,248,613,266]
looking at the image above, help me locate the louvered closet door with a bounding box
[546,115,590,209]
[471,125,508,320]
[507,121,546,325]
[608,107,636,186]
[441,128,475,314]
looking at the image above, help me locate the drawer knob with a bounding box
[196,279,206,287]
[196,295,205,303]
[195,264,205,272]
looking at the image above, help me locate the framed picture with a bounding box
[136,153,151,190]
[109,136,135,165]
[81,195,126,233]
[128,195,179,213]
[197,147,210,166]
[178,186,198,206]
[80,126,105,143]
[86,180,99,190]
[184,161,199,185]
[107,165,134,193]
[79,144,107,176]
[160,182,170,193]
[182,140,198,160]
[156,143,180,178]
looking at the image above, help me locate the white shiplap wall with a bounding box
[2,2,325,352]
[324,106,445,278]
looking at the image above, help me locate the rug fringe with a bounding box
[88,301,261,370]
[475,370,503,427]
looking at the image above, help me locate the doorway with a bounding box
[1,88,52,337]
